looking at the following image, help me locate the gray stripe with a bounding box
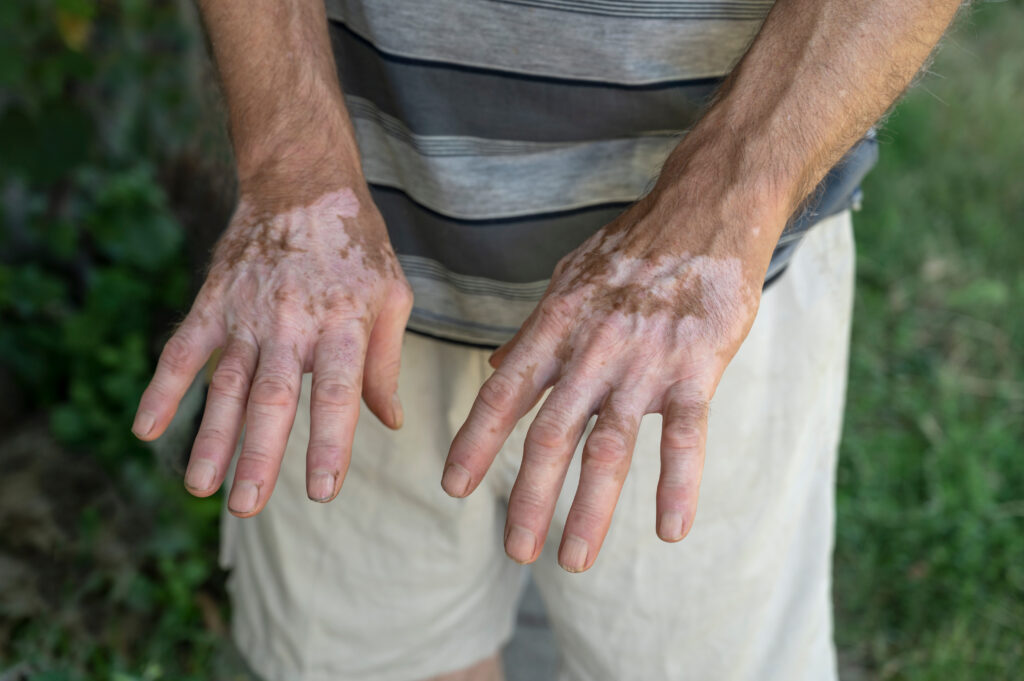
[325,0,765,84]
[331,22,720,143]
[351,96,683,219]
[491,0,773,20]
[399,255,550,300]
[374,137,877,285]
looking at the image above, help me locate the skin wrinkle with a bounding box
[593,409,639,453]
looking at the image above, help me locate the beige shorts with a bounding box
[221,211,855,681]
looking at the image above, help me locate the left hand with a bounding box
[441,188,776,572]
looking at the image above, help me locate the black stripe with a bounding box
[369,182,634,226]
[330,20,721,142]
[372,184,631,282]
[345,97,683,158]
[406,326,502,350]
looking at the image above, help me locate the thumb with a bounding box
[362,283,413,429]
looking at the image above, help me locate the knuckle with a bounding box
[160,333,195,373]
[249,373,298,407]
[525,415,571,457]
[659,471,692,492]
[583,430,629,467]
[311,377,359,410]
[509,487,549,517]
[566,506,606,531]
[209,364,250,400]
[237,447,275,468]
[477,372,520,416]
[591,321,624,350]
[671,397,710,423]
[539,296,575,330]
[391,281,414,310]
[193,426,233,452]
[552,254,571,277]
[662,423,704,454]
[273,307,308,332]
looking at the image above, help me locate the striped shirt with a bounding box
[325,0,877,346]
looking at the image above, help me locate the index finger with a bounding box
[442,337,558,498]
[133,315,222,441]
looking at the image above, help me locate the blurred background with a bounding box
[1,1,1021,680]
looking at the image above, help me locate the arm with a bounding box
[132,0,413,516]
[443,0,964,572]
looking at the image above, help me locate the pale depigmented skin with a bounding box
[133,187,413,517]
[444,195,769,574]
[205,189,402,348]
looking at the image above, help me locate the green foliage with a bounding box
[835,2,1024,678]
[0,0,195,462]
[0,2,237,680]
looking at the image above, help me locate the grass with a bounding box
[834,1,1024,678]
[1,1,1022,679]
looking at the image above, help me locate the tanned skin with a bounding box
[443,0,965,573]
[134,0,962,673]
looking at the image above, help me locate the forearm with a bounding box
[198,0,363,202]
[652,0,963,259]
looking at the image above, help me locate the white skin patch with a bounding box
[197,188,408,369]
[537,227,758,401]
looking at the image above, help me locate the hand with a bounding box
[132,181,413,516]
[442,190,771,572]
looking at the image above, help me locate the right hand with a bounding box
[131,178,413,516]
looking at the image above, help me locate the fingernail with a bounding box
[185,460,217,492]
[505,524,537,564]
[228,481,259,515]
[391,392,404,429]
[308,471,336,502]
[131,410,155,439]
[659,511,685,542]
[559,534,589,573]
[441,463,472,497]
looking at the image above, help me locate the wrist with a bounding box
[234,115,371,220]
[652,112,799,232]
[236,119,365,189]
[641,122,798,271]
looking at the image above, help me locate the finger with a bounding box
[656,384,710,542]
[557,392,643,572]
[227,335,304,517]
[504,378,602,564]
[184,334,259,496]
[362,284,413,429]
[443,336,558,499]
[305,321,369,502]
[133,315,222,441]
[488,326,524,369]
